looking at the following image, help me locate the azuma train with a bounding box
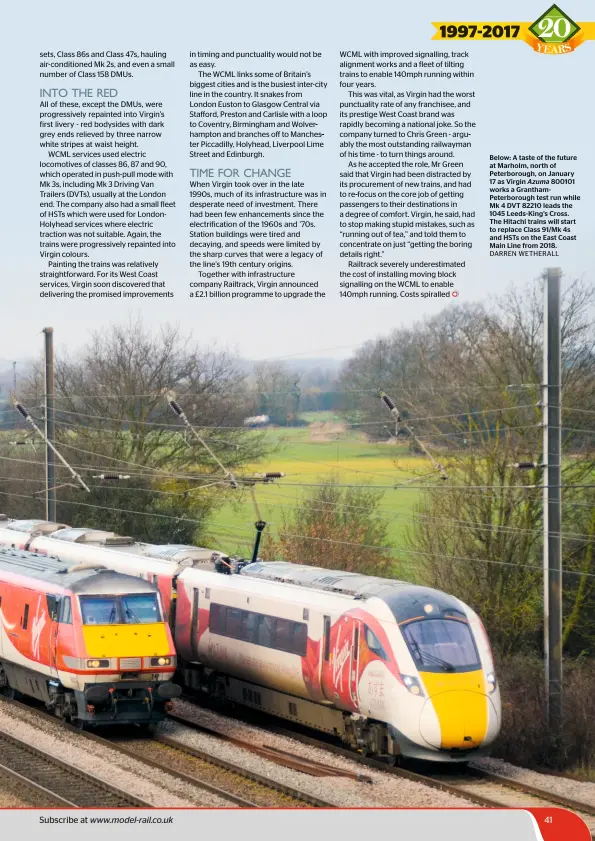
[0,516,501,761]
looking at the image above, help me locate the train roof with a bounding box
[0,518,226,568]
[0,548,157,595]
[0,517,69,535]
[240,561,466,623]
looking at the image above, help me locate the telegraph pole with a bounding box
[43,328,56,522]
[543,268,563,744]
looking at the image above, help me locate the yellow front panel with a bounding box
[82,624,170,658]
[420,670,488,749]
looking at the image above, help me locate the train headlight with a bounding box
[146,656,175,668]
[400,674,425,697]
[486,671,497,693]
[87,659,110,669]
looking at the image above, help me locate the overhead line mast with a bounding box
[12,397,91,495]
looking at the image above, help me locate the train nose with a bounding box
[419,690,495,749]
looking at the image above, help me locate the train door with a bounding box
[190,588,199,660]
[349,619,362,706]
[321,613,359,712]
[47,596,60,678]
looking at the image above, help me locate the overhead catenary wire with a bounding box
[0,485,593,580]
[2,472,591,541]
[46,402,546,430]
[1,451,592,496]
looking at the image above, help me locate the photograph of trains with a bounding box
[0,516,500,762]
[0,542,180,727]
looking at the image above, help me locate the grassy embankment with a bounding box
[209,411,427,574]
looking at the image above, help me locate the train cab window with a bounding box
[80,596,119,625]
[59,596,72,625]
[365,625,388,661]
[121,594,161,624]
[46,594,59,621]
[401,619,480,672]
[22,604,29,630]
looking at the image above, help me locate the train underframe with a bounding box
[180,661,488,764]
[0,660,179,726]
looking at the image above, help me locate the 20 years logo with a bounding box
[432,6,594,54]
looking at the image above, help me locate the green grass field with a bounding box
[208,414,429,567]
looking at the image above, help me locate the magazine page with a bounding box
[0,1,594,839]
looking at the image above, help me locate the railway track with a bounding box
[0,728,151,808]
[0,696,335,808]
[425,767,595,832]
[274,727,595,833]
[173,697,595,830]
[105,732,334,807]
[168,710,372,781]
[4,693,594,824]
[268,724,595,828]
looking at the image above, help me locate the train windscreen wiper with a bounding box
[124,607,140,624]
[410,639,455,672]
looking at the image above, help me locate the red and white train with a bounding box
[0,543,180,727]
[0,516,500,761]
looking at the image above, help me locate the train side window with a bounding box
[227,608,242,639]
[353,626,359,661]
[257,615,276,648]
[292,622,308,656]
[323,616,331,660]
[59,597,72,625]
[22,604,29,630]
[242,611,259,644]
[365,625,388,660]
[209,603,225,635]
[275,618,292,652]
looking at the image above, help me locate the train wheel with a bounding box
[0,685,16,700]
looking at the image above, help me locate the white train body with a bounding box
[174,562,501,762]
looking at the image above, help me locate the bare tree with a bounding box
[15,318,272,541]
[261,479,394,577]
